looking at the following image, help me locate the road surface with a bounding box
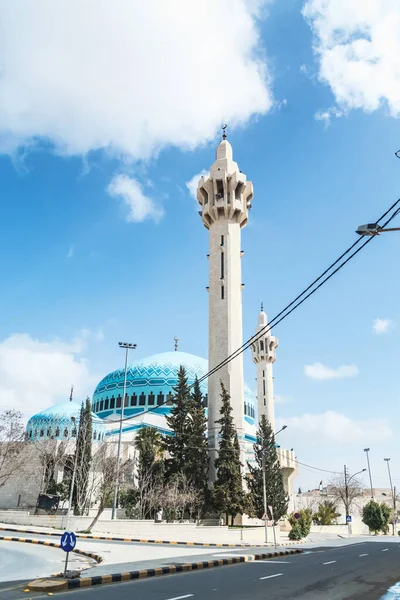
[0,540,90,583]
[1,540,400,599]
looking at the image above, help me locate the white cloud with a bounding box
[0,1,272,160]
[274,394,294,404]
[304,362,359,380]
[0,332,98,417]
[67,245,74,259]
[107,175,163,223]
[278,411,391,445]
[303,0,400,118]
[373,318,394,334]
[186,170,208,203]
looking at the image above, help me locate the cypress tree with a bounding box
[246,414,288,522]
[164,366,191,479]
[186,377,209,500]
[73,398,92,515]
[213,382,246,525]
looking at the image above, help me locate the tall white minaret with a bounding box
[251,305,278,430]
[197,132,253,477]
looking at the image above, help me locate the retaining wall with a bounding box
[0,511,279,544]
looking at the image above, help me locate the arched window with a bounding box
[34,429,38,437]
[105,398,109,410]
[40,429,44,437]
[110,396,115,409]
[157,393,164,406]
[29,430,32,438]
[131,394,138,407]
[244,404,247,415]
[100,400,104,411]
[72,428,77,437]
[148,392,155,406]
[55,427,60,437]
[116,395,122,409]
[166,393,173,406]
[139,393,146,406]
[64,428,68,438]
[47,428,52,437]
[93,431,97,440]
[124,394,129,407]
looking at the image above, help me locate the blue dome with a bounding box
[26,401,106,442]
[92,351,256,424]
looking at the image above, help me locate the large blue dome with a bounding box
[92,351,256,425]
[26,401,106,442]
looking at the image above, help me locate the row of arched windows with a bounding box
[27,427,105,441]
[93,393,209,413]
[244,404,255,419]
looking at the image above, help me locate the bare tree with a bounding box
[32,438,69,493]
[0,410,26,488]
[87,443,133,530]
[328,476,365,516]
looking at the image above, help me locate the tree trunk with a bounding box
[87,499,104,531]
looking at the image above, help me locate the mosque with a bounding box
[26,135,297,502]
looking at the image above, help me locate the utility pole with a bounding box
[111,341,136,520]
[384,458,396,535]
[364,448,374,499]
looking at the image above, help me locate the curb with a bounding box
[0,526,306,548]
[0,536,103,564]
[28,549,303,591]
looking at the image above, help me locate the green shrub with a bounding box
[288,522,303,540]
[288,508,312,539]
[362,500,391,534]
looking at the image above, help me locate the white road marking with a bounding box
[359,554,369,557]
[260,573,283,580]
[323,561,337,565]
[253,560,290,564]
[165,595,194,600]
[382,548,389,552]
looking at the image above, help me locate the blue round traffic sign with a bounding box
[61,531,77,553]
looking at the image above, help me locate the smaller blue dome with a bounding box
[26,401,106,442]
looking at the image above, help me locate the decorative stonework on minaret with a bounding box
[197,134,253,477]
[251,306,278,430]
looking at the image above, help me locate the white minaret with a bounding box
[197,132,253,477]
[251,305,278,430]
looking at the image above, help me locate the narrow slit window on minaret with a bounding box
[221,285,224,299]
[221,252,224,279]
[263,379,266,395]
[216,179,224,198]
[220,235,224,246]
[260,340,264,351]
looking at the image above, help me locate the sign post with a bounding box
[346,515,352,538]
[61,531,77,577]
[268,505,277,548]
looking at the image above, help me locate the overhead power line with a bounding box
[102,197,400,425]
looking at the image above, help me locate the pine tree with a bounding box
[164,366,192,480]
[186,377,209,503]
[73,398,93,515]
[246,414,288,522]
[213,382,246,525]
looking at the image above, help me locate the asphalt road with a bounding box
[2,541,399,600]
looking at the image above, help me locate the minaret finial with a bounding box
[261,302,263,312]
[222,124,227,140]
[69,385,74,402]
[174,337,179,351]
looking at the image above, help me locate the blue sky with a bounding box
[0,0,399,489]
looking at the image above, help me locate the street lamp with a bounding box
[364,448,374,499]
[262,425,287,546]
[65,416,78,532]
[384,458,396,535]
[356,223,400,236]
[111,341,137,520]
[344,466,366,536]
